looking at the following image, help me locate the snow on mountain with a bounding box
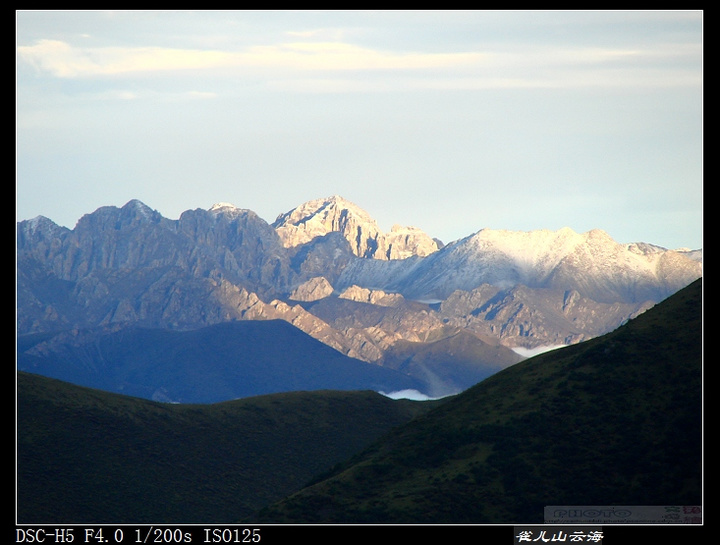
[442,227,587,285]
[336,226,702,303]
[675,248,703,263]
[126,199,157,220]
[18,215,70,238]
[209,202,244,215]
[18,197,701,308]
[209,202,238,212]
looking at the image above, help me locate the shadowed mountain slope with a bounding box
[255,278,702,523]
[17,319,426,403]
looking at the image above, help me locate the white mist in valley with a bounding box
[380,345,568,401]
[512,345,568,359]
[379,389,452,401]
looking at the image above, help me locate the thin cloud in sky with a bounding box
[18,33,700,91]
[16,10,703,251]
[18,39,236,77]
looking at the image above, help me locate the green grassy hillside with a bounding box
[17,374,440,523]
[255,278,702,523]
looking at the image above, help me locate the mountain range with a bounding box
[16,278,702,524]
[17,195,701,400]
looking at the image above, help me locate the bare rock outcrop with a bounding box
[338,285,405,307]
[379,224,442,260]
[272,195,439,260]
[288,276,335,302]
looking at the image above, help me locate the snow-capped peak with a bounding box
[209,202,253,219]
[209,202,239,212]
[455,226,586,275]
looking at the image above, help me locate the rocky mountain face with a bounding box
[17,196,702,398]
[272,195,441,260]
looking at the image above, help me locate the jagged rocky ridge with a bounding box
[272,195,441,260]
[17,196,702,398]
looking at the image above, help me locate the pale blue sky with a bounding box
[16,10,703,250]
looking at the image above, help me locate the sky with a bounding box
[16,10,703,250]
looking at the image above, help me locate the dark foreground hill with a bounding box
[16,374,441,523]
[255,278,703,523]
[17,319,426,403]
